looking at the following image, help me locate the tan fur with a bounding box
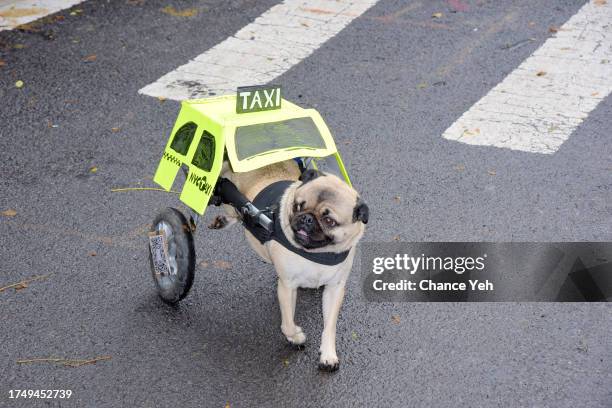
[221,160,301,201]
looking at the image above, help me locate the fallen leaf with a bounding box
[548,26,559,33]
[88,251,97,257]
[282,358,289,367]
[594,0,607,5]
[454,164,465,171]
[351,331,358,340]
[225,403,231,408]
[1,209,17,217]
[13,44,25,49]
[391,315,401,324]
[0,59,5,67]
[161,6,198,17]
[392,235,400,241]
[198,260,209,268]
[300,21,309,27]
[157,96,167,102]
[591,92,600,97]
[15,80,24,88]
[462,128,480,137]
[393,196,401,203]
[528,21,536,27]
[487,170,496,176]
[536,71,546,76]
[432,12,443,18]
[417,82,427,89]
[83,54,97,62]
[213,260,231,269]
[111,127,120,133]
[89,166,98,174]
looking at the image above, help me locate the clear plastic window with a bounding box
[234,117,326,160]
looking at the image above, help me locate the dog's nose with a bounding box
[299,213,315,230]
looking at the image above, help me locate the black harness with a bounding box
[243,180,351,266]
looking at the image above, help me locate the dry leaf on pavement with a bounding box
[161,6,198,17]
[1,209,17,217]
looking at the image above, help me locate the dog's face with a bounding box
[284,170,368,253]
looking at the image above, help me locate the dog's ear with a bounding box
[353,199,369,224]
[299,169,320,183]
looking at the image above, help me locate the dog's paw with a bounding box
[208,215,231,229]
[284,326,306,347]
[318,355,340,372]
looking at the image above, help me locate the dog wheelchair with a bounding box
[147,86,352,303]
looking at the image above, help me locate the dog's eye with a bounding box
[323,216,336,227]
[294,201,305,212]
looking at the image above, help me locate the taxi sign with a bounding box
[236,85,281,113]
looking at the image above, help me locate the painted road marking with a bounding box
[139,0,380,100]
[0,0,84,31]
[443,0,612,154]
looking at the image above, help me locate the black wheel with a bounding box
[148,208,195,304]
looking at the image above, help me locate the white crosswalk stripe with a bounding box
[0,0,84,31]
[443,0,612,154]
[139,0,380,100]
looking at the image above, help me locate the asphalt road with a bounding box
[1,0,611,407]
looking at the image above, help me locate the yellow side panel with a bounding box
[153,104,224,215]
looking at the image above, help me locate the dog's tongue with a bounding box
[297,229,308,238]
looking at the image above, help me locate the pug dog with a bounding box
[210,160,368,371]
